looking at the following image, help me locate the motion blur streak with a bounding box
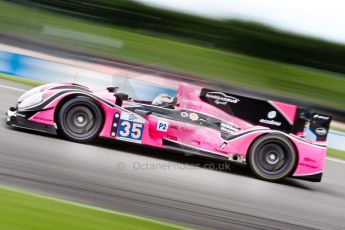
[1,0,345,229]
[1,1,345,111]
[1,78,345,229]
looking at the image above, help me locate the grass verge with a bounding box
[328,148,345,161]
[0,73,42,86]
[330,127,345,133]
[0,186,187,230]
[0,1,344,108]
[330,122,345,133]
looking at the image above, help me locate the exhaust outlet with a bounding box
[228,153,246,165]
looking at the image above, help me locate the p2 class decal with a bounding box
[116,111,145,143]
[157,120,169,132]
[200,88,294,132]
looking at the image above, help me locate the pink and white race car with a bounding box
[6,82,331,182]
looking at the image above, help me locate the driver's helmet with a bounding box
[152,94,174,106]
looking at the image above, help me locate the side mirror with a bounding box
[114,93,129,107]
[107,87,119,93]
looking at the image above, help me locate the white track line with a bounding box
[326,157,345,164]
[0,84,26,92]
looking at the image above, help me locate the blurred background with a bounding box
[1,1,345,229]
[0,0,345,112]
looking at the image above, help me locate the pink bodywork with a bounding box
[27,82,327,177]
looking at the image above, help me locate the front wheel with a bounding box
[248,134,297,182]
[57,97,103,143]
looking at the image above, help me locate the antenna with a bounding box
[74,72,78,83]
[124,72,128,93]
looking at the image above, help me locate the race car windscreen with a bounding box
[111,74,178,102]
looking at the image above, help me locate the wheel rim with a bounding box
[65,106,96,135]
[255,142,292,175]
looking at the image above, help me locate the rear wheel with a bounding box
[248,134,297,181]
[57,97,103,143]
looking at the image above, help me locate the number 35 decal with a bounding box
[118,120,144,141]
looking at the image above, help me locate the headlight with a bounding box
[17,86,43,103]
[18,92,44,110]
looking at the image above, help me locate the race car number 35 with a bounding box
[117,112,145,142]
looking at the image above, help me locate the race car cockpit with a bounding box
[151,94,175,108]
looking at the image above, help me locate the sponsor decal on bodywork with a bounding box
[259,119,281,127]
[313,114,331,120]
[315,127,327,136]
[259,111,281,126]
[220,123,239,134]
[267,111,277,119]
[200,88,294,132]
[205,92,240,105]
[180,111,199,122]
[180,111,188,118]
[167,135,177,141]
[32,116,53,123]
[189,113,199,121]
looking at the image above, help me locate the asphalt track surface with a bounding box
[0,79,345,230]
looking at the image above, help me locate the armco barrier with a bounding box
[0,47,177,100]
[0,50,114,89]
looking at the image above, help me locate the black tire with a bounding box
[57,97,103,143]
[248,134,297,181]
